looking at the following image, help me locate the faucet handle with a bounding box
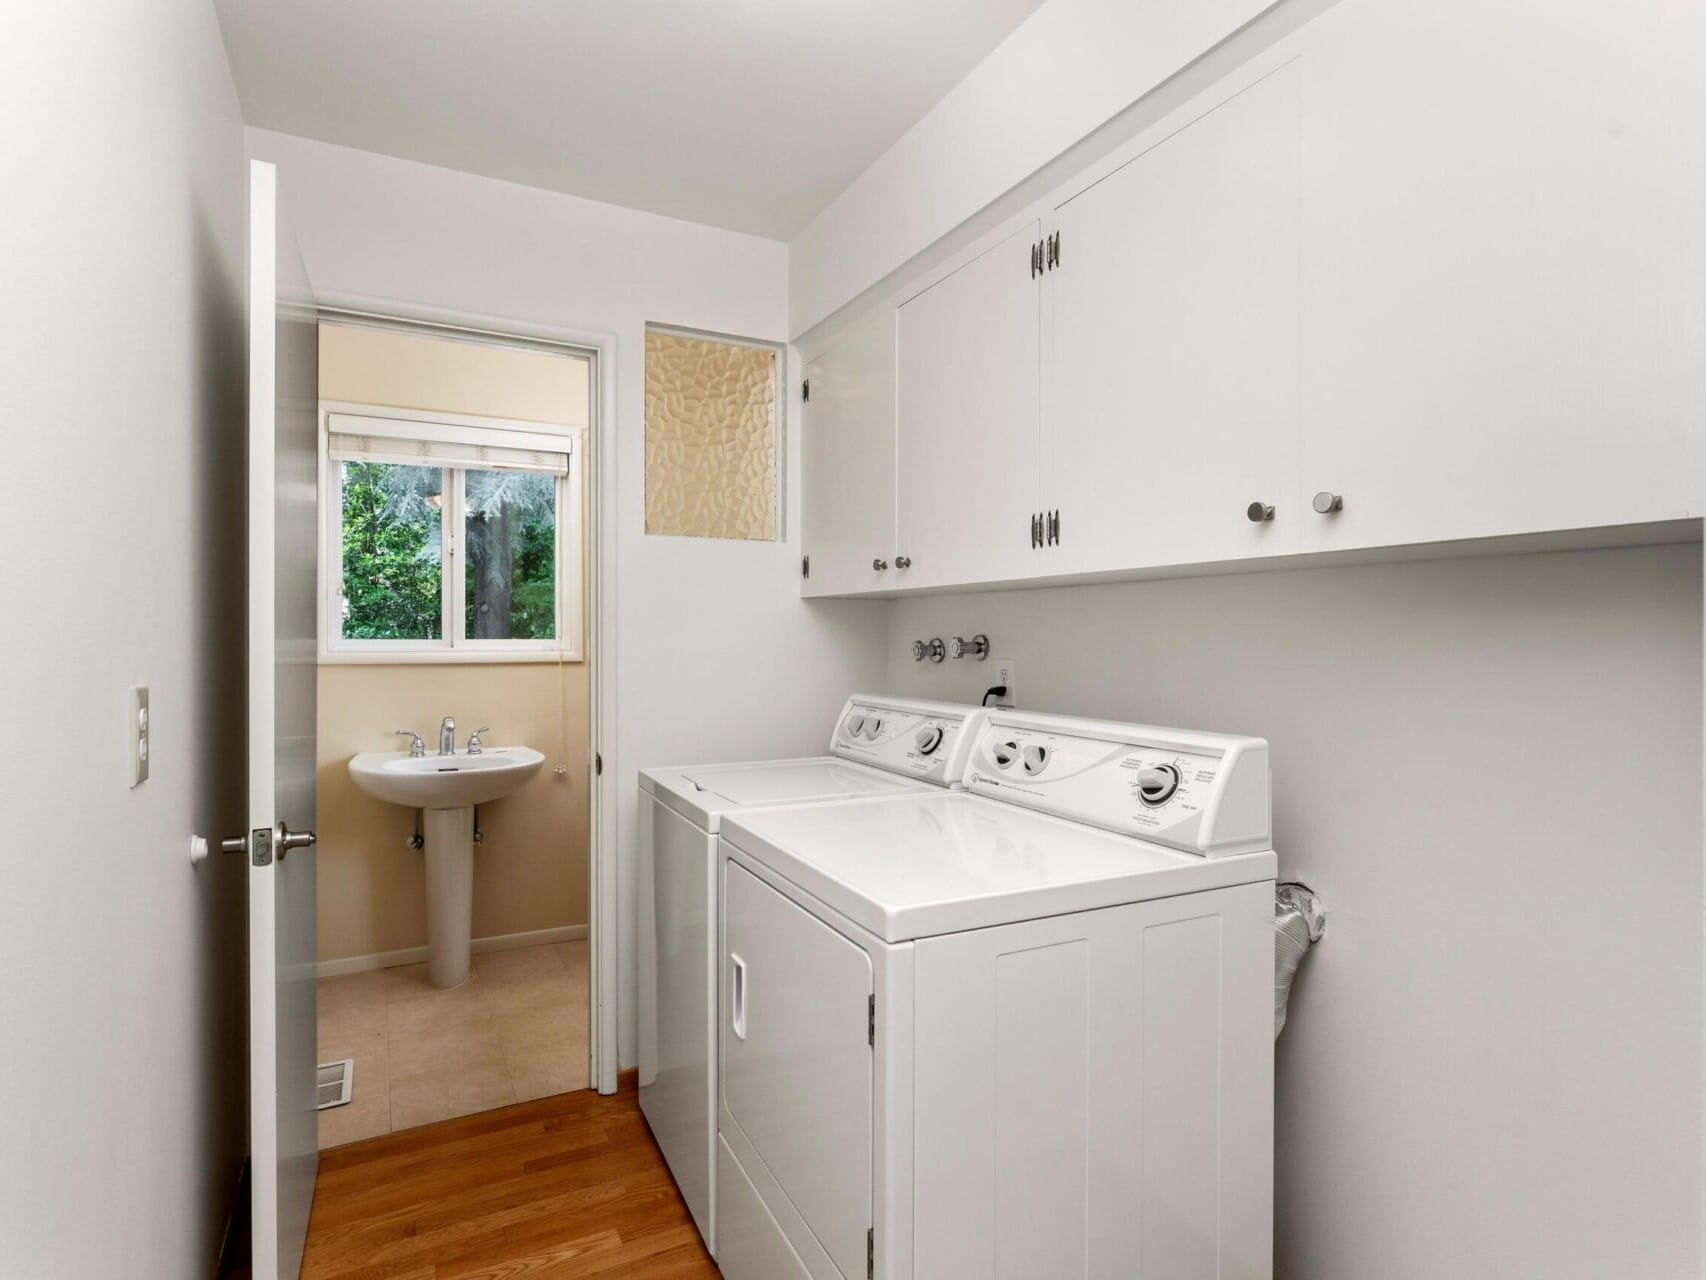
[394,729,426,758]
[467,726,491,755]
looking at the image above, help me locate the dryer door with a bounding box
[723,861,873,1280]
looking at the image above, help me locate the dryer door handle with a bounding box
[731,953,748,1041]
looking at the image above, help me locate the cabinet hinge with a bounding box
[801,554,810,579]
[867,1226,875,1279]
[802,377,810,401]
[868,993,875,1046]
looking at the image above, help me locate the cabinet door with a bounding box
[1297,0,1705,552]
[801,307,897,597]
[1045,63,1302,574]
[897,221,1042,590]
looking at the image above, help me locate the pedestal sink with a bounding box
[348,746,545,987]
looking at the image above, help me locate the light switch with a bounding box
[130,685,149,787]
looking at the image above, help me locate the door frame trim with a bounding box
[313,294,621,1095]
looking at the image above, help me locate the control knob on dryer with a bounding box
[1136,764,1181,806]
[915,725,944,756]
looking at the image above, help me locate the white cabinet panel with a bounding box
[912,884,1275,1279]
[1047,63,1303,572]
[897,221,1043,590]
[637,798,714,1248]
[802,307,897,597]
[722,861,872,1280]
[1297,0,1706,551]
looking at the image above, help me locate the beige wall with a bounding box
[317,324,590,963]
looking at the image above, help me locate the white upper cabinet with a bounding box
[1296,0,1705,552]
[801,307,897,597]
[1045,62,1303,574]
[896,222,1043,591]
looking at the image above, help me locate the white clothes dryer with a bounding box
[637,695,989,1254]
[714,709,1278,1280]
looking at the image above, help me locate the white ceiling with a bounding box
[214,0,1046,241]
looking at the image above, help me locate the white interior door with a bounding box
[247,158,321,1280]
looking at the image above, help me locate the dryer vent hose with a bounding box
[1274,881,1326,1040]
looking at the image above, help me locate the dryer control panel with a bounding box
[830,696,986,786]
[965,711,1271,857]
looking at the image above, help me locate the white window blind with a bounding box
[327,412,570,476]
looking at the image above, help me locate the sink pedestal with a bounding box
[422,805,476,988]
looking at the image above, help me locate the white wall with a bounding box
[788,0,1297,334]
[245,129,890,1066]
[884,543,1703,1279]
[0,4,251,1276]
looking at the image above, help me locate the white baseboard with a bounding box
[316,923,588,978]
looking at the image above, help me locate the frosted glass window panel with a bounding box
[645,330,779,540]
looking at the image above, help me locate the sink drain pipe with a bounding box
[1274,881,1325,1039]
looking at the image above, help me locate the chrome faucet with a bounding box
[439,716,456,756]
[394,729,426,758]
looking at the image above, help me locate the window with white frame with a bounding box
[320,405,583,661]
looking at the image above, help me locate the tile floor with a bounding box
[316,939,590,1149]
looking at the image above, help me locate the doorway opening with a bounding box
[305,311,612,1147]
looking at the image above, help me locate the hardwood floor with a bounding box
[300,1076,719,1279]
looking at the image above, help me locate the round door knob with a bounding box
[1247,501,1275,522]
[915,726,944,756]
[1136,764,1181,806]
[895,555,912,569]
[1312,491,1344,515]
[873,558,889,571]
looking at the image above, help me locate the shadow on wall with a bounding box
[187,200,254,1263]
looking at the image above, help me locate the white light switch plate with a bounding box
[129,685,149,787]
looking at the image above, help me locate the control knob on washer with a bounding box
[1136,764,1181,805]
[915,725,944,756]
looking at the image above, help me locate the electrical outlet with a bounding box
[129,685,150,787]
[993,659,1015,706]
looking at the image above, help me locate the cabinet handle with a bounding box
[1048,509,1060,545]
[1247,502,1275,522]
[895,555,911,569]
[1312,491,1344,515]
[872,558,889,571]
[1030,513,1039,548]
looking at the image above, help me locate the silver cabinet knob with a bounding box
[925,638,947,663]
[1312,491,1344,514]
[895,555,912,569]
[1247,502,1275,522]
[911,640,927,661]
[873,558,889,571]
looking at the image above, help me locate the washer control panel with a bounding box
[965,711,1272,857]
[831,697,984,785]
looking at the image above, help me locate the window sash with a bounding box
[321,404,584,662]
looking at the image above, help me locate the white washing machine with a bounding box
[637,695,989,1254]
[715,709,1278,1280]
